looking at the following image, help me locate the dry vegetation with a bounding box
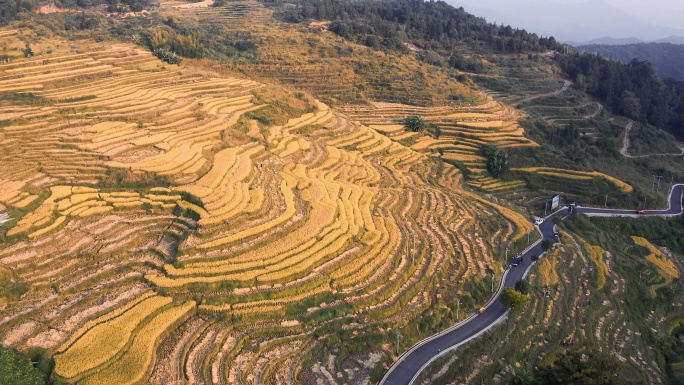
[339,99,539,194]
[0,27,538,384]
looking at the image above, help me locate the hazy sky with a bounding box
[556,0,684,29]
[450,0,684,41]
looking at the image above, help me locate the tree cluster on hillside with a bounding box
[403,115,440,138]
[0,0,157,22]
[529,350,625,385]
[557,54,684,140]
[0,0,37,26]
[578,43,684,82]
[150,28,203,58]
[500,287,526,311]
[274,0,563,55]
[482,144,509,178]
[508,351,625,385]
[0,347,50,385]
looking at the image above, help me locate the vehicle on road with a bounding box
[534,218,544,225]
[381,186,684,385]
[511,257,523,267]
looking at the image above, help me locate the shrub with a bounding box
[500,288,527,311]
[515,279,530,295]
[153,48,182,65]
[26,348,53,378]
[482,145,510,178]
[0,348,46,385]
[404,116,425,132]
[22,43,34,58]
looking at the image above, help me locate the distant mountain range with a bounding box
[572,36,684,46]
[446,0,684,45]
[577,43,684,81]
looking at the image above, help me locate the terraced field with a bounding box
[510,167,634,193]
[159,1,634,204]
[163,0,480,108]
[0,33,535,384]
[339,98,538,194]
[416,231,681,385]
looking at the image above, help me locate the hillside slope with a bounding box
[0,29,535,384]
[1,0,684,384]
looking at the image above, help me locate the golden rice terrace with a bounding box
[0,29,546,383]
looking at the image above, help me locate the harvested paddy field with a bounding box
[0,32,535,384]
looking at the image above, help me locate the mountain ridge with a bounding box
[446,0,684,44]
[577,42,684,81]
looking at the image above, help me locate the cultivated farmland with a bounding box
[339,98,539,194]
[0,32,536,384]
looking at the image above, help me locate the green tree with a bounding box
[515,279,530,295]
[541,239,554,252]
[22,43,34,58]
[535,350,625,385]
[0,348,46,385]
[26,347,53,379]
[404,116,425,132]
[618,90,641,120]
[500,287,527,311]
[510,367,536,385]
[486,149,509,178]
[0,0,18,27]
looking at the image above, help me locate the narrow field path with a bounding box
[584,103,603,119]
[543,102,603,122]
[512,80,572,107]
[620,120,684,158]
[620,120,634,157]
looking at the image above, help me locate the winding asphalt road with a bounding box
[381,184,684,385]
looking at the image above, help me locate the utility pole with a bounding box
[669,175,675,194]
[644,196,648,209]
[544,201,548,217]
[505,246,509,263]
[657,176,663,192]
[605,195,608,208]
[456,298,461,320]
[527,230,531,245]
[492,273,496,293]
[396,331,402,355]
